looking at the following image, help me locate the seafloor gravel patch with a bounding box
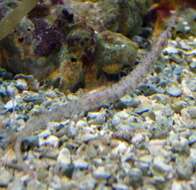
[0,21,196,190]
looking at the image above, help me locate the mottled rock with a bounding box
[166,86,182,97]
[0,168,12,187]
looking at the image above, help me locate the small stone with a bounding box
[15,79,28,91]
[73,159,89,170]
[189,61,196,72]
[188,133,196,145]
[0,168,12,187]
[112,183,129,190]
[172,101,188,113]
[76,119,88,128]
[0,69,13,80]
[7,178,25,190]
[6,85,18,97]
[131,134,145,145]
[167,86,182,97]
[172,137,190,154]
[39,135,59,147]
[163,46,179,55]
[135,106,151,115]
[186,79,196,92]
[4,99,21,111]
[93,167,111,180]
[138,83,163,96]
[171,181,184,190]
[153,156,173,174]
[127,168,143,186]
[87,111,106,124]
[187,106,196,119]
[57,148,74,177]
[66,121,78,138]
[23,94,44,104]
[22,136,39,150]
[27,180,47,190]
[117,95,140,108]
[176,157,193,180]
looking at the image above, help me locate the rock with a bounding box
[188,133,196,145]
[186,79,196,92]
[112,183,129,190]
[153,156,173,174]
[5,84,18,97]
[166,86,182,97]
[131,134,145,146]
[135,106,151,115]
[4,98,22,111]
[77,175,96,190]
[127,168,143,186]
[27,180,47,190]
[187,106,196,119]
[65,122,78,138]
[171,181,184,190]
[0,69,13,80]
[22,135,39,150]
[0,168,12,187]
[23,94,44,104]
[138,83,163,96]
[96,31,138,75]
[170,137,189,154]
[39,135,59,147]
[87,111,106,124]
[73,159,89,170]
[189,61,196,73]
[176,157,193,180]
[172,101,188,113]
[117,95,140,108]
[15,79,28,91]
[7,178,25,190]
[111,111,130,127]
[93,167,111,180]
[56,148,74,177]
[163,46,179,55]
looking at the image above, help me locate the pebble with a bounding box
[93,167,111,180]
[15,79,28,91]
[189,61,196,72]
[131,134,145,146]
[117,95,140,108]
[135,106,151,115]
[23,94,44,104]
[176,157,193,180]
[73,159,89,170]
[127,168,143,186]
[65,121,78,138]
[0,168,12,187]
[112,183,129,190]
[87,111,106,124]
[56,148,74,177]
[153,156,173,174]
[187,106,196,119]
[166,86,182,97]
[4,99,21,111]
[163,46,179,55]
[27,180,47,190]
[7,178,25,190]
[39,135,59,147]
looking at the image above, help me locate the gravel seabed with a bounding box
[0,18,196,190]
